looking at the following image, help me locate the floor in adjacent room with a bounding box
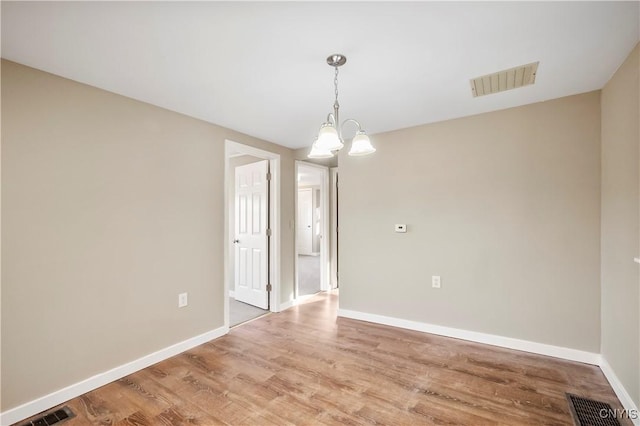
[298,254,320,297]
[17,291,629,426]
[229,297,268,328]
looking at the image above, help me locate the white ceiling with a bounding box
[2,2,638,149]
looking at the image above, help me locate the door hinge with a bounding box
[266,228,272,237]
[266,283,272,292]
[266,172,272,181]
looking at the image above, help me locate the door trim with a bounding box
[294,161,330,299]
[224,140,281,330]
[330,167,338,289]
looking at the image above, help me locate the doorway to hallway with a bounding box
[295,161,329,299]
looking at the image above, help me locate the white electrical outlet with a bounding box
[432,276,441,289]
[395,224,407,233]
[178,292,188,308]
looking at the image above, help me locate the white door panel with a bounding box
[234,160,269,309]
[297,188,313,255]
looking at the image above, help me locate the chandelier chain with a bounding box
[308,53,375,158]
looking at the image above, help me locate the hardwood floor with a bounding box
[18,291,628,425]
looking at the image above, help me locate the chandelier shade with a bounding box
[308,140,334,159]
[316,123,343,151]
[348,132,376,156]
[308,54,375,159]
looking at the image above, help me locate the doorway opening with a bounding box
[225,140,281,328]
[295,161,330,300]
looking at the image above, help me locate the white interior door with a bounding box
[234,160,269,309]
[297,188,313,255]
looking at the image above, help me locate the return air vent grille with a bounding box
[470,62,539,97]
[566,394,621,426]
[20,406,75,426]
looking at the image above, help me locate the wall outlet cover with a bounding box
[395,224,407,233]
[432,276,441,288]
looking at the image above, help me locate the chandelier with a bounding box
[308,54,376,159]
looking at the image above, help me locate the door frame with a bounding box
[294,161,330,299]
[224,140,281,330]
[330,167,338,289]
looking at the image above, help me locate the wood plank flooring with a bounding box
[17,291,628,425]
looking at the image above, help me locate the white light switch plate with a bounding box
[395,224,407,233]
[178,292,188,308]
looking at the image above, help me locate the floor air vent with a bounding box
[21,406,75,426]
[567,394,621,426]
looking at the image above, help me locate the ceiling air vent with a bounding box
[470,62,539,97]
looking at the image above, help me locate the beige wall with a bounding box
[4,45,638,416]
[339,91,602,352]
[601,43,640,406]
[0,60,295,410]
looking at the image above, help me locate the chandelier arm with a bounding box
[339,118,364,140]
[313,54,374,156]
[325,112,336,125]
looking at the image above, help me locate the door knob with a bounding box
[233,239,240,244]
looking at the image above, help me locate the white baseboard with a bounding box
[275,294,316,312]
[296,293,320,303]
[276,291,326,313]
[277,299,294,312]
[337,308,600,365]
[6,309,635,426]
[600,357,640,425]
[0,326,229,426]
